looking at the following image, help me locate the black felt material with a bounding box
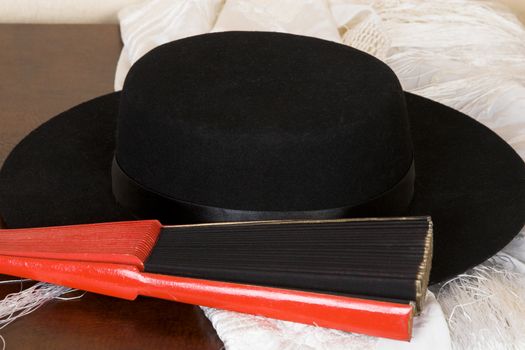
[0,94,136,226]
[116,32,413,211]
[144,218,430,301]
[111,156,415,224]
[0,32,524,283]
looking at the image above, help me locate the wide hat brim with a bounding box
[1,89,524,284]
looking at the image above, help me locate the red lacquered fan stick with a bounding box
[0,220,414,340]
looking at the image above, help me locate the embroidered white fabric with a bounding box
[202,291,449,350]
[111,1,525,349]
[114,0,224,90]
[211,0,341,42]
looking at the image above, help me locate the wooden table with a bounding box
[0,24,223,350]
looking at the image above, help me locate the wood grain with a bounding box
[0,24,223,350]
[0,24,118,166]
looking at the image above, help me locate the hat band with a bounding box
[111,157,415,224]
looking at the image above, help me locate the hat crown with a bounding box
[116,32,413,213]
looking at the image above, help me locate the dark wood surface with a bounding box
[0,24,223,350]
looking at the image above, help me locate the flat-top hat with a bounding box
[1,31,524,283]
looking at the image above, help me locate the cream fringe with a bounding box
[436,259,525,350]
[0,281,83,349]
[356,1,525,349]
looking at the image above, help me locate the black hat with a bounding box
[1,32,524,283]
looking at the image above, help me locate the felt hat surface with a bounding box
[1,32,524,284]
